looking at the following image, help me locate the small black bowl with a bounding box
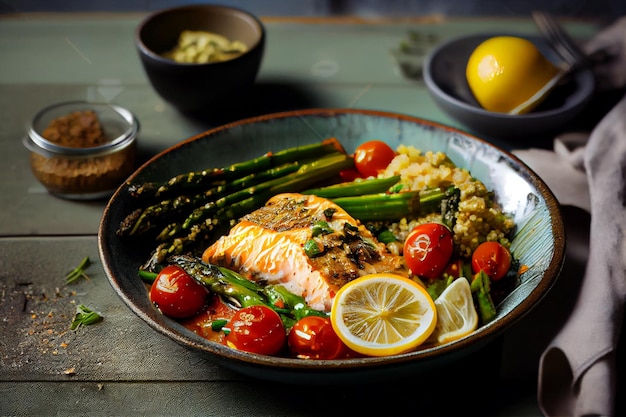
[423,33,595,140]
[135,4,265,114]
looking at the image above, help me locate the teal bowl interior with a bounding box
[98,108,565,384]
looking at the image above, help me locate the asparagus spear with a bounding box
[261,284,328,322]
[127,138,345,199]
[441,185,460,229]
[330,186,460,222]
[128,155,270,199]
[119,162,301,237]
[119,185,224,237]
[302,175,401,198]
[178,167,297,230]
[470,270,497,324]
[168,255,326,328]
[152,173,455,264]
[177,152,354,232]
[143,152,354,263]
[170,255,267,308]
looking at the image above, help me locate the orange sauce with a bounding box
[181,296,237,344]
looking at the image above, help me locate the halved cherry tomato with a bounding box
[288,316,345,360]
[224,305,286,355]
[471,241,512,281]
[403,222,453,280]
[149,265,210,319]
[354,140,396,178]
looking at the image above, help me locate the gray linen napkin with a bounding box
[536,93,625,417]
[512,17,626,417]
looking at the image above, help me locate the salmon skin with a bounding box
[202,193,405,312]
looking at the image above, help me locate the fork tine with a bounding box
[532,11,576,66]
[532,10,589,68]
[543,14,589,65]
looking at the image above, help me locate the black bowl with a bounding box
[135,4,265,114]
[423,33,595,140]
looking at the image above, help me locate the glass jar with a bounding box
[23,101,139,200]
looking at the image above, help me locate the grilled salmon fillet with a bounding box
[202,193,406,311]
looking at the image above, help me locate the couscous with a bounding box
[381,144,515,258]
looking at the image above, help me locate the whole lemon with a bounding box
[466,36,559,114]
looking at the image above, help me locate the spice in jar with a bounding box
[26,105,138,200]
[41,110,108,148]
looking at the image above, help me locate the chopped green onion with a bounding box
[304,239,323,257]
[211,319,228,332]
[311,220,334,237]
[376,230,397,244]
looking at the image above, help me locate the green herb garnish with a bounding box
[303,239,323,257]
[311,220,333,237]
[70,304,103,330]
[65,257,92,284]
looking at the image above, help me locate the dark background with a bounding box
[1,0,624,19]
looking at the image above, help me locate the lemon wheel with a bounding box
[330,273,437,357]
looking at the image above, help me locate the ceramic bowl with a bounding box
[134,4,265,114]
[98,108,565,384]
[423,33,595,140]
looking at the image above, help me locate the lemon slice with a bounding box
[428,278,479,345]
[330,273,437,357]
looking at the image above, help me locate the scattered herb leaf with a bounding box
[70,304,103,330]
[65,256,93,284]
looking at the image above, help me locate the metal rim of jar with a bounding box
[24,101,139,159]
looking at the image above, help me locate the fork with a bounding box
[532,10,595,69]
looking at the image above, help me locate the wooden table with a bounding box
[0,13,607,416]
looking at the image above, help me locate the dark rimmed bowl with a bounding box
[135,4,265,114]
[98,108,565,384]
[423,33,595,140]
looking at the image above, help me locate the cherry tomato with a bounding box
[339,168,363,182]
[288,316,345,360]
[471,241,512,281]
[354,140,396,178]
[149,265,210,319]
[403,223,454,280]
[225,305,286,355]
